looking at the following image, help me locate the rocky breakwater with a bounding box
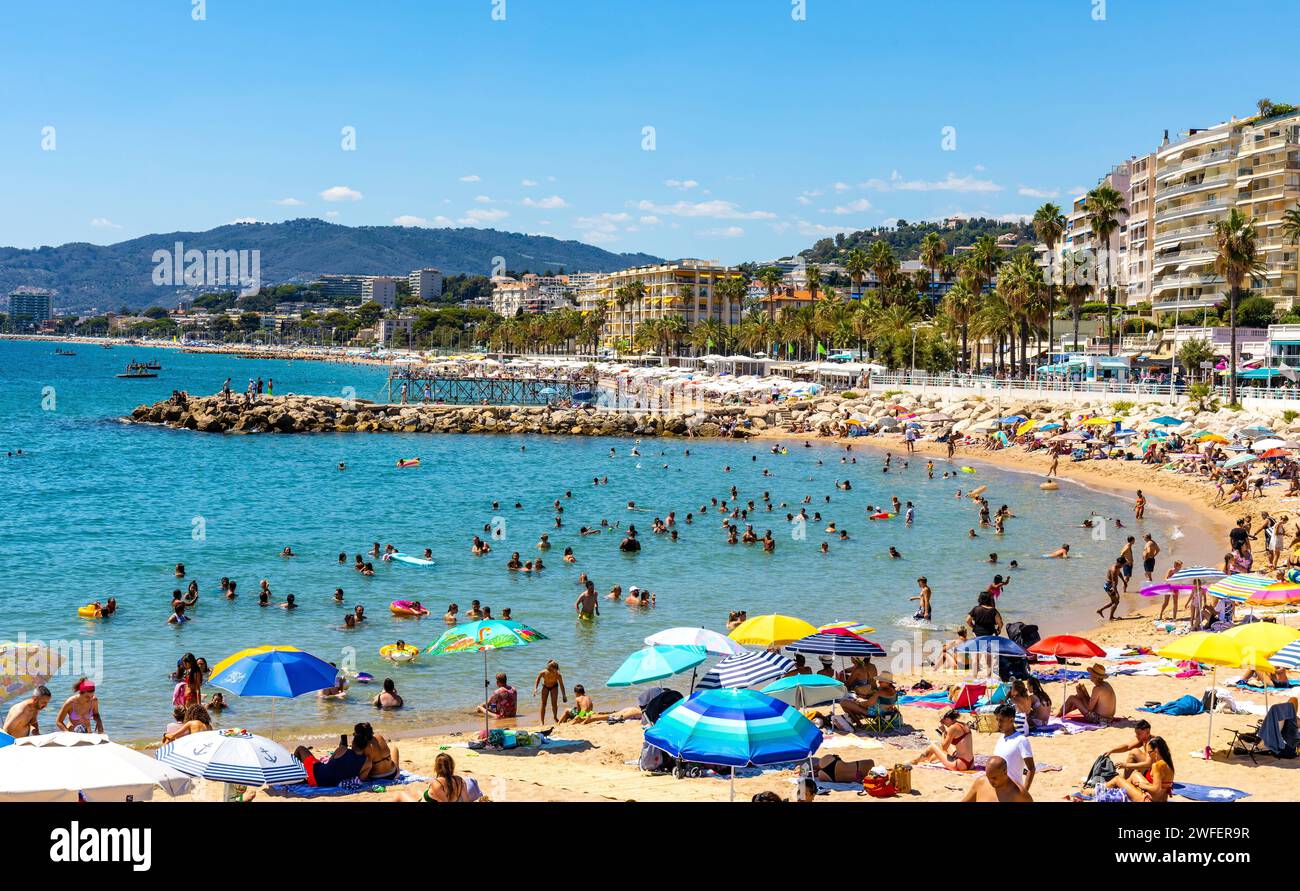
[127,392,783,438]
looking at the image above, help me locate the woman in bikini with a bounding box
[56,678,104,734]
[406,753,473,802]
[812,753,876,784]
[533,660,567,723]
[908,709,974,771]
[1105,736,1174,802]
[360,722,400,781]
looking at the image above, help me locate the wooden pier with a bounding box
[385,372,598,405]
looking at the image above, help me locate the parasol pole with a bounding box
[483,650,490,741]
[1204,666,1217,760]
[729,765,735,802]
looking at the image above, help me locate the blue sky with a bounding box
[2,0,1296,265]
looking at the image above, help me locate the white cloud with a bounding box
[521,178,538,187]
[272,197,304,206]
[320,185,363,202]
[856,171,1001,193]
[639,215,661,225]
[474,195,493,203]
[459,208,509,225]
[664,178,699,190]
[1018,185,1059,199]
[796,195,814,206]
[636,199,774,220]
[90,217,121,228]
[521,195,568,209]
[459,174,481,182]
[786,218,855,237]
[432,215,456,226]
[392,215,430,227]
[700,225,745,238]
[832,198,873,215]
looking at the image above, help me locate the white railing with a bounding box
[867,371,1300,404]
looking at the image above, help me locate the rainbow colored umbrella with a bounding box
[644,688,822,799]
[424,620,548,737]
[817,621,877,635]
[0,642,64,704]
[1208,574,1300,603]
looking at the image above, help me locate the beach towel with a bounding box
[1028,718,1110,736]
[270,770,429,798]
[1171,782,1251,802]
[1259,700,1299,756]
[914,754,1063,774]
[1138,694,1204,716]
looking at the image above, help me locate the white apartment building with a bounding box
[408,268,443,300]
[490,274,577,316]
[362,276,398,309]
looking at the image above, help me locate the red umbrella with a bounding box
[1262,448,1289,459]
[1028,635,1104,659]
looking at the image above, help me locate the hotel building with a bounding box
[594,260,743,346]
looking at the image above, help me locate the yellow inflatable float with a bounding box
[1040,481,1059,491]
[77,604,106,619]
[380,643,419,663]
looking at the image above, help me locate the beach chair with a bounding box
[1228,720,1266,764]
[860,707,902,735]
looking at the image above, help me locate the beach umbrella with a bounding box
[1252,438,1287,452]
[0,731,12,749]
[728,614,817,647]
[957,635,1027,665]
[1261,448,1290,460]
[644,627,746,656]
[157,728,306,788]
[1055,431,1087,442]
[817,621,877,635]
[1000,415,1026,425]
[424,619,547,738]
[1148,415,1184,427]
[607,645,707,687]
[760,674,847,709]
[208,645,340,738]
[1139,582,1194,598]
[786,632,886,658]
[1197,432,1229,444]
[696,651,793,690]
[1157,632,1274,759]
[1223,453,1258,469]
[1207,574,1297,603]
[1240,425,1276,438]
[1038,422,1063,431]
[1268,640,1300,670]
[920,411,952,423]
[0,733,193,802]
[1220,622,1300,656]
[1028,635,1105,659]
[1081,417,1114,426]
[1168,566,1227,583]
[644,688,822,800]
[1016,419,1038,435]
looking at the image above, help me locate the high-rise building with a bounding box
[362,276,397,309]
[7,289,54,331]
[599,260,742,347]
[408,268,443,300]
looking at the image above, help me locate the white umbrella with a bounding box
[157,729,306,786]
[1251,438,1287,452]
[644,627,747,656]
[0,733,194,802]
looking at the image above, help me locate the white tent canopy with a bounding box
[0,733,194,802]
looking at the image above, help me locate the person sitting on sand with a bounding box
[1106,719,1152,779]
[558,684,595,723]
[373,678,403,709]
[1239,664,1291,689]
[1103,735,1174,802]
[961,755,1032,802]
[909,709,974,771]
[1058,663,1116,722]
[398,752,479,802]
[294,724,375,788]
[361,722,400,782]
[475,672,517,719]
[811,753,876,784]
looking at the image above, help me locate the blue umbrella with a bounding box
[696,651,792,690]
[208,646,339,699]
[1038,422,1063,431]
[607,645,707,687]
[644,688,822,799]
[1000,415,1026,425]
[956,635,1027,657]
[786,632,886,658]
[1148,415,1184,427]
[1268,640,1300,670]
[0,731,12,749]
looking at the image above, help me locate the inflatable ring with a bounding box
[396,458,420,468]
[960,466,976,474]
[1040,481,1059,491]
[77,604,106,619]
[380,644,419,663]
[870,512,894,520]
[390,600,430,617]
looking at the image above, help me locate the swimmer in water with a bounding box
[1046,544,1070,558]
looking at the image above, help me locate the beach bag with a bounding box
[1201,689,1218,712]
[889,763,912,794]
[1083,754,1117,788]
[1094,785,1129,803]
[861,773,897,798]
[638,742,672,773]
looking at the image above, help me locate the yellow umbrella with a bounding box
[1158,632,1274,760]
[1220,622,1300,656]
[1081,417,1114,426]
[1197,432,1229,444]
[729,614,817,647]
[1015,419,1037,435]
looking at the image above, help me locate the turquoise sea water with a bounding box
[0,339,1200,742]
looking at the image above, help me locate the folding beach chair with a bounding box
[860,707,902,735]
[1228,720,1265,764]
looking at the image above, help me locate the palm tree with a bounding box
[1085,183,1127,355]
[714,274,749,327]
[805,264,822,304]
[973,290,1016,375]
[866,241,898,301]
[1282,201,1300,247]
[942,274,977,373]
[1032,202,1067,362]
[758,267,783,323]
[1060,251,1094,358]
[919,232,947,296]
[1214,208,1268,404]
[844,247,869,299]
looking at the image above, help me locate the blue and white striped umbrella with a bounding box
[1168,566,1228,583]
[696,651,792,690]
[785,632,886,658]
[1266,640,1300,670]
[157,729,306,785]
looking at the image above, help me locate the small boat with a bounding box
[53,348,77,357]
[141,361,162,370]
[116,362,157,379]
